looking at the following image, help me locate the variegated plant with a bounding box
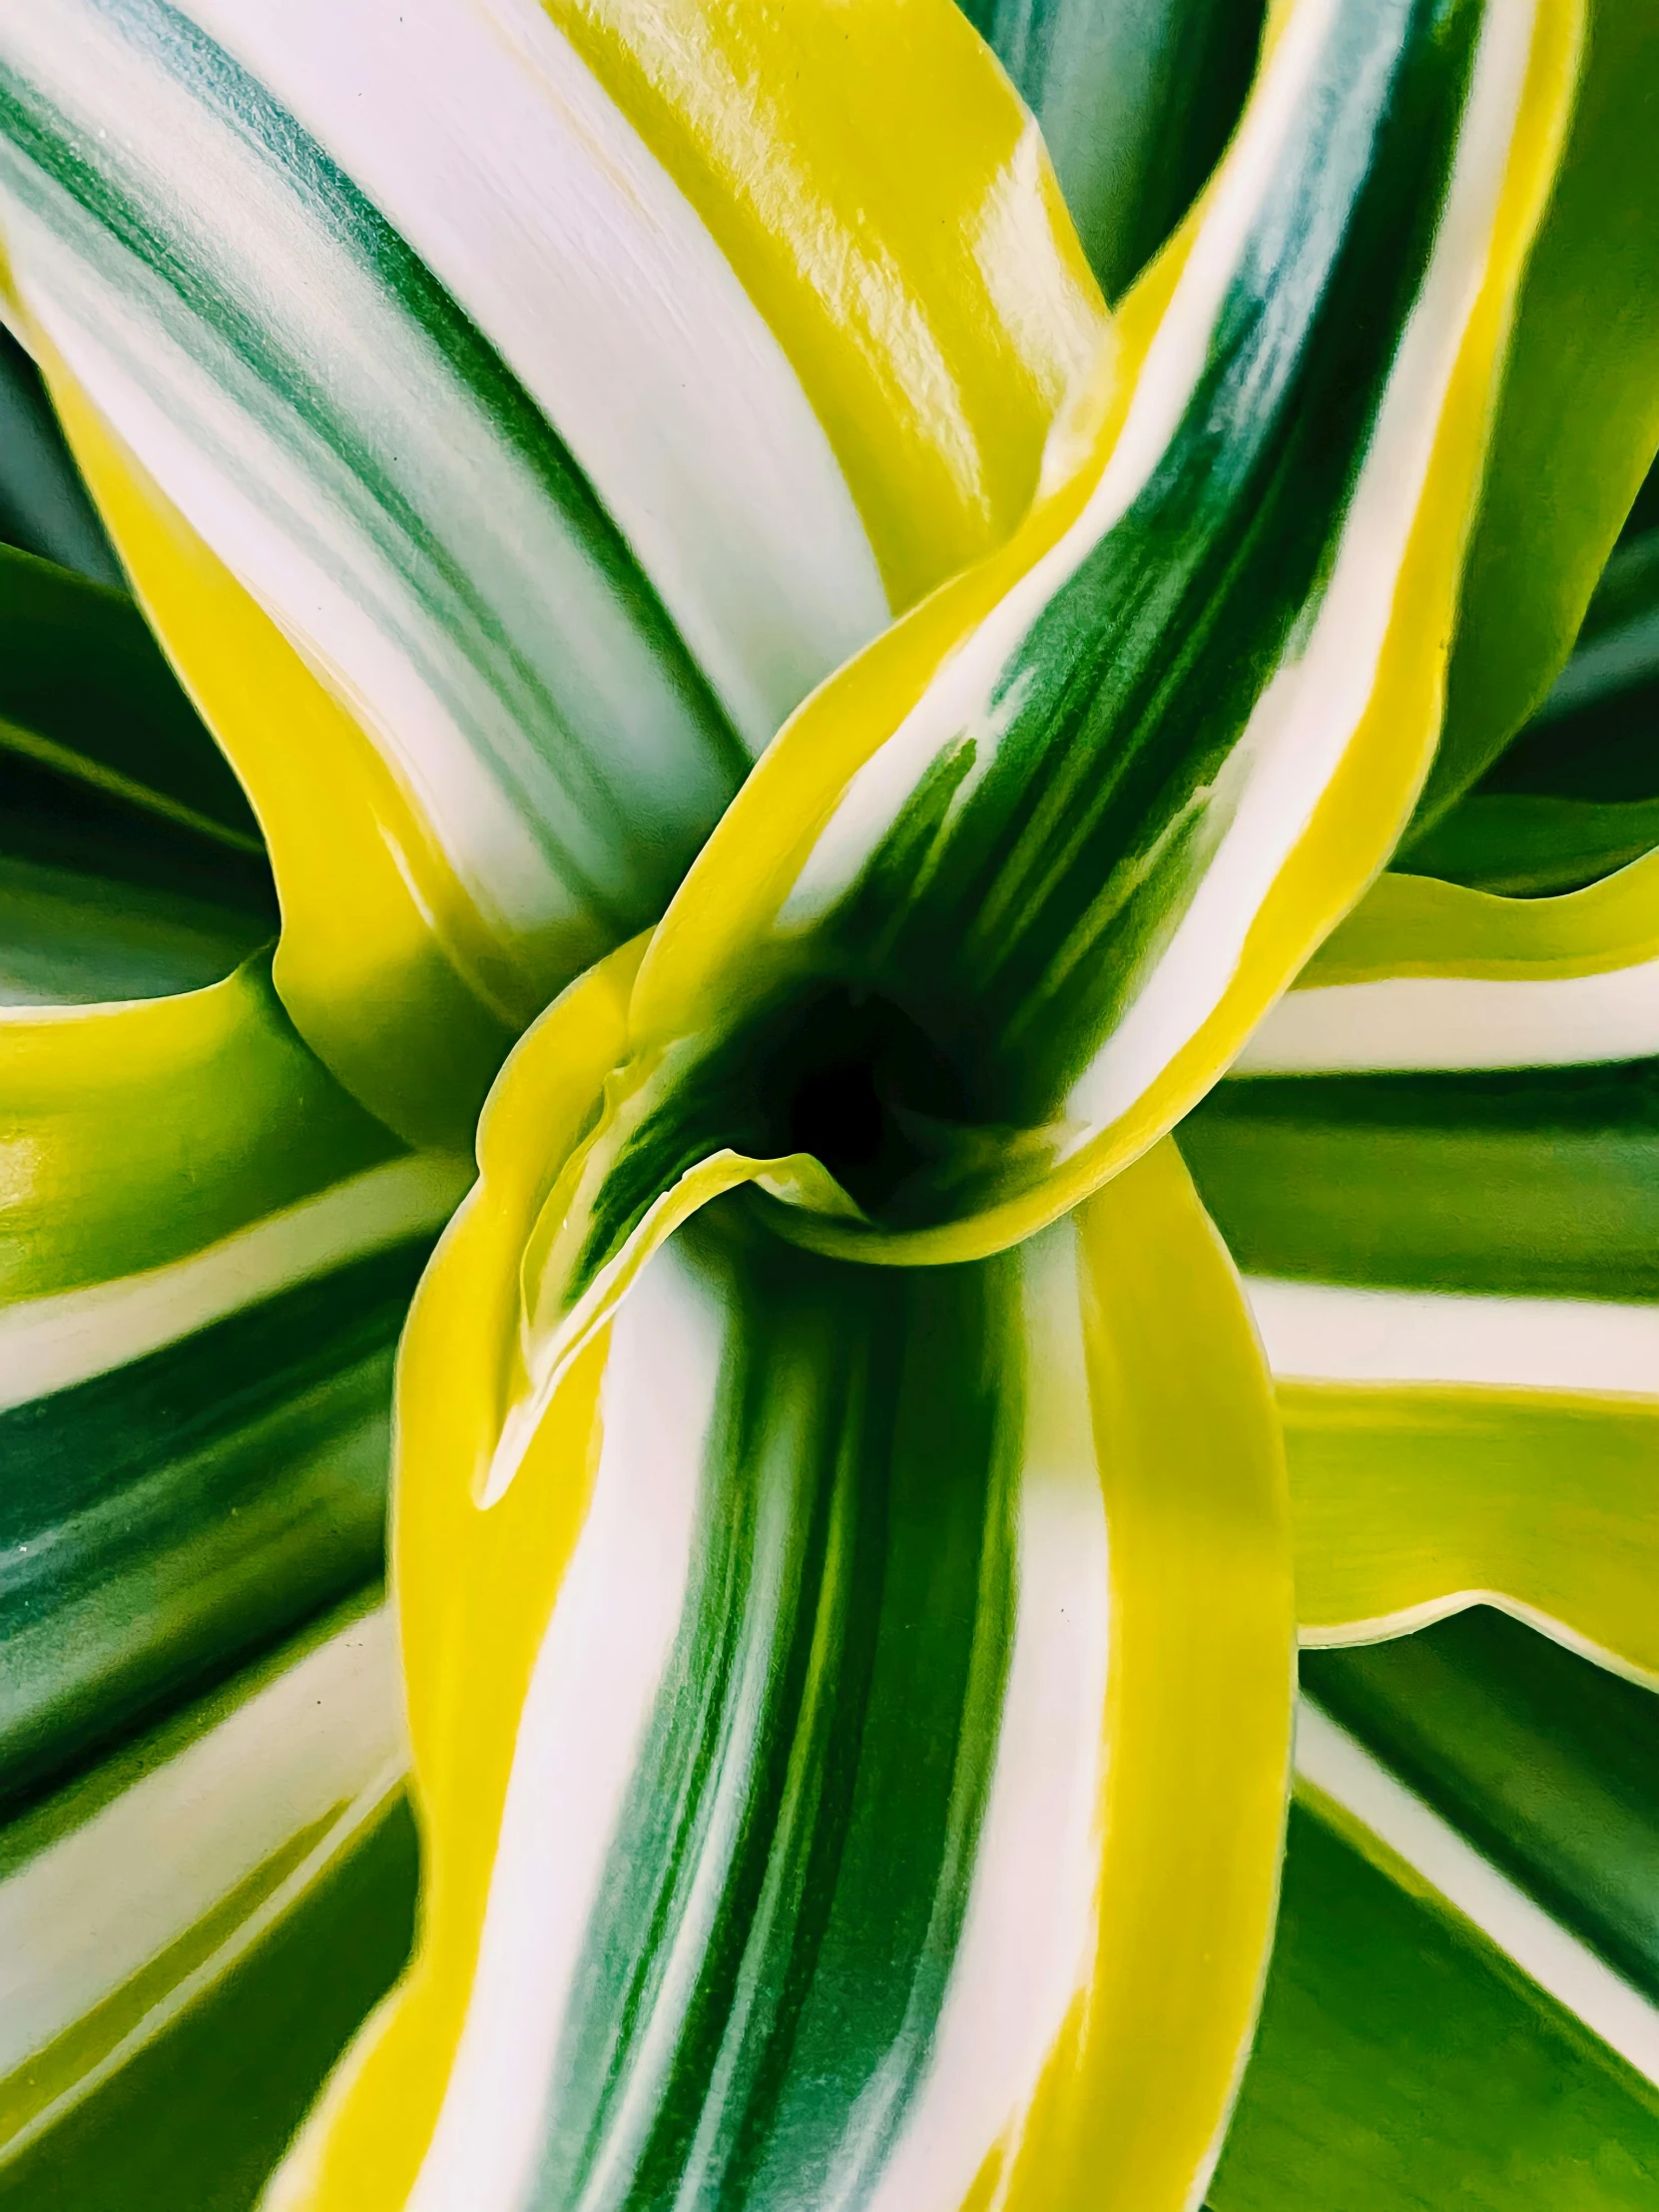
[2,2,1659,2208]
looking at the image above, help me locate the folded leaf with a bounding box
[1280,1381,1659,1681]
[0,0,1100,1146]
[510,0,1585,1298]
[264,946,1291,2212]
[1241,847,1659,1072]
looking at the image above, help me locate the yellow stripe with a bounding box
[625,0,1585,1274]
[1298,844,1659,987]
[264,941,645,2211]
[34,342,521,1151]
[989,1141,1293,2211]
[1287,1378,1659,1685]
[543,0,1104,614]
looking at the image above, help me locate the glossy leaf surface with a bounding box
[0,0,1099,1146]
[265,949,1292,2212]
[961,0,1267,298]
[1415,0,1659,828]
[502,0,1582,1308]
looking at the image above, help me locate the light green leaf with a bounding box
[1213,1787,1659,2211]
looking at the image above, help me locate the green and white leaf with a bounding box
[958,0,1267,298]
[0,1593,413,2185]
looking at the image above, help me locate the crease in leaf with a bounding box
[1239,847,1659,1073]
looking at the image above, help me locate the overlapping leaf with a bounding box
[5,1,1659,2206]
[0,0,1100,1145]
[263,948,1292,2212]
[0,534,460,2189]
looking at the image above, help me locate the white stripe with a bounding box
[4,1769,405,2163]
[404,1239,724,2212]
[1065,0,1542,1129]
[1236,955,1659,1074]
[860,1221,1109,2212]
[0,1607,403,2083]
[1296,1697,1659,2086]
[1245,1276,1659,1396]
[1300,1595,1659,1698]
[0,1153,471,1410]
[175,0,889,752]
[779,0,1340,937]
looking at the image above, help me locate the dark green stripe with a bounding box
[830,0,1475,1123]
[1470,529,1659,806]
[0,748,276,1004]
[1398,793,1659,897]
[960,0,1266,300]
[0,533,275,1002]
[1180,1059,1659,1301]
[0,1238,432,1813]
[570,0,1489,1290]
[0,1782,418,2211]
[1401,508,1659,893]
[1209,1795,1659,2212]
[533,1220,1019,2211]
[1304,1609,1659,2003]
[0,0,748,927]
